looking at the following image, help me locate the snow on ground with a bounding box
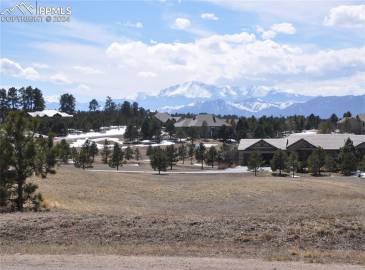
[203,143,218,148]
[70,138,124,149]
[61,126,126,140]
[290,129,318,136]
[134,140,175,147]
[224,166,272,173]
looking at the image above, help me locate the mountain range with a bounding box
[135,81,365,118]
[46,81,365,118]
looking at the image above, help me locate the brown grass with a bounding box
[0,165,364,264]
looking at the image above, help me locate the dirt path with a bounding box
[1,255,364,270]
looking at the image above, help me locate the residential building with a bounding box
[238,133,365,165]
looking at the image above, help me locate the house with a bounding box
[28,110,73,118]
[238,133,365,165]
[153,112,180,123]
[337,114,365,134]
[174,114,230,138]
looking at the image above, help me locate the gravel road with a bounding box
[1,255,364,270]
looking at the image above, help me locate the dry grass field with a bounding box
[1,164,365,265]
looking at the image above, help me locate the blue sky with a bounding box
[1,0,365,102]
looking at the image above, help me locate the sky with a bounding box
[0,0,365,102]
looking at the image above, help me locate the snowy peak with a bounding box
[159,81,214,98]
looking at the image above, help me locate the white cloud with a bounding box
[138,71,157,78]
[257,22,296,40]
[201,13,219,21]
[0,58,40,80]
[270,23,296,34]
[324,5,365,27]
[119,21,144,28]
[261,30,277,40]
[50,73,72,84]
[13,29,364,99]
[32,63,49,69]
[173,18,191,29]
[73,66,103,74]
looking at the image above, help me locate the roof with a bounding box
[238,133,365,151]
[175,114,229,128]
[338,114,365,123]
[28,110,73,118]
[154,112,172,123]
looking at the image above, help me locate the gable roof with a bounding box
[175,114,229,128]
[238,133,365,151]
[154,112,172,123]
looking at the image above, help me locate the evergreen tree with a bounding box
[287,152,298,178]
[206,146,217,168]
[166,145,178,170]
[124,125,139,141]
[146,145,153,157]
[124,146,134,160]
[3,112,55,211]
[150,147,168,174]
[324,154,337,173]
[358,156,365,172]
[104,96,116,112]
[0,129,14,207]
[165,119,176,138]
[109,143,123,170]
[7,87,19,109]
[89,99,99,112]
[134,148,141,161]
[188,143,195,165]
[0,89,9,121]
[101,139,111,164]
[59,93,76,114]
[307,147,325,176]
[89,141,98,162]
[56,139,71,163]
[178,144,187,164]
[195,143,206,169]
[33,88,45,111]
[338,138,358,176]
[248,151,262,176]
[271,149,288,176]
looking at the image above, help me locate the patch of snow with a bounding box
[60,126,126,140]
[203,143,218,148]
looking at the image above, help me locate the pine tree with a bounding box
[248,151,262,176]
[89,99,99,112]
[134,148,141,161]
[89,141,98,162]
[124,146,134,160]
[206,146,217,168]
[178,144,187,164]
[324,154,337,173]
[307,147,325,176]
[101,139,111,164]
[150,147,168,174]
[109,143,123,170]
[166,145,178,170]
[271,149,288,176]
[338,138,358,176]
[195,143,206,169]
[188,143,195,165]
[287,152,298,178]
[59,93,76,114]
[3,112,55,211]
[56,139,71,163]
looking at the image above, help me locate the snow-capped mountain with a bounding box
[135,81,312,115]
